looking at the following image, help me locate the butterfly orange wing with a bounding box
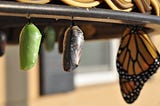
[119,77,144,103]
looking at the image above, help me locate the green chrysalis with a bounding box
[43,26,56,52]
[19,23,42,70]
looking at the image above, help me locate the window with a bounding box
[40,38,120,94]
[74,39,120,86]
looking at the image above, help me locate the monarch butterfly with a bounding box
[63,25,84,72]
[19,23,42,70]
[116,26,160,103]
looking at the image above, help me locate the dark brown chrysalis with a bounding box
[63,25,84,72]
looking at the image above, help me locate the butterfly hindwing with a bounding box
[119,77,144,104]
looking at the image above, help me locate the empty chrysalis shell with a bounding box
[43,26,56,52]
[63,25,84,72]
[58,27,67,54]
[19,23,42,70]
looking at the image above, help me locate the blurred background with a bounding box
[0,35,160,106]
[0,1,160,106]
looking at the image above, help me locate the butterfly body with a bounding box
[116,26,160,103]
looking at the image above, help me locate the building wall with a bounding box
[0,34,160,106]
